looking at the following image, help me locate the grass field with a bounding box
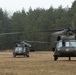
[0,51,76,75]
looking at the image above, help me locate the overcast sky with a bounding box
[0,0,75,13]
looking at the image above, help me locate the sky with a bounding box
[0,0,75,13]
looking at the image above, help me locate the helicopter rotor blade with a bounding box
[61,35,75,40]
[37,29,62,32]
[0,32,24,36]
[52,30,66,35]
[25,40,51,43]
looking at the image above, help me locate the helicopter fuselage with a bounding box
[53,37,76,61]
[13,42,31,57]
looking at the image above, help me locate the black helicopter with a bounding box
[52,28,76,61]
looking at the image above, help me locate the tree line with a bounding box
[0,0,76,50]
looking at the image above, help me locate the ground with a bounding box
[0,51,76,75]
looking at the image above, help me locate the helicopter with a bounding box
[52,28,76,61]
[0,32,32,57]
[13,40,31,57]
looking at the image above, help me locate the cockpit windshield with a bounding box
[15,47,23,51]
[15,46,26,52]
[57,41,76,48]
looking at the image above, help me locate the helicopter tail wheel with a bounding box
[69,57,71,61]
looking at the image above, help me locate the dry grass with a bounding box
[0,51,76,75]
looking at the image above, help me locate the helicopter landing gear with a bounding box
[24,54,29,57]
[26,54,29,57]
[54,57,57,61]
[54,55,58,61]
[69,57,71,61]
[24,53,29,57]
[26,52,29,57]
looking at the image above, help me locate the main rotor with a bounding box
[52,28,76,36]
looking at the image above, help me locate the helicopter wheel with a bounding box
[54,56,58,61]
[69,57,71,61]
[26,54,29,57]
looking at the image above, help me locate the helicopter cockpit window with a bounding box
[57,41,76,48]
[57,42,62,48]
[15,46,26,52]
[64,42,76,47]
[69,42,76,47]
[15,47,23,51]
